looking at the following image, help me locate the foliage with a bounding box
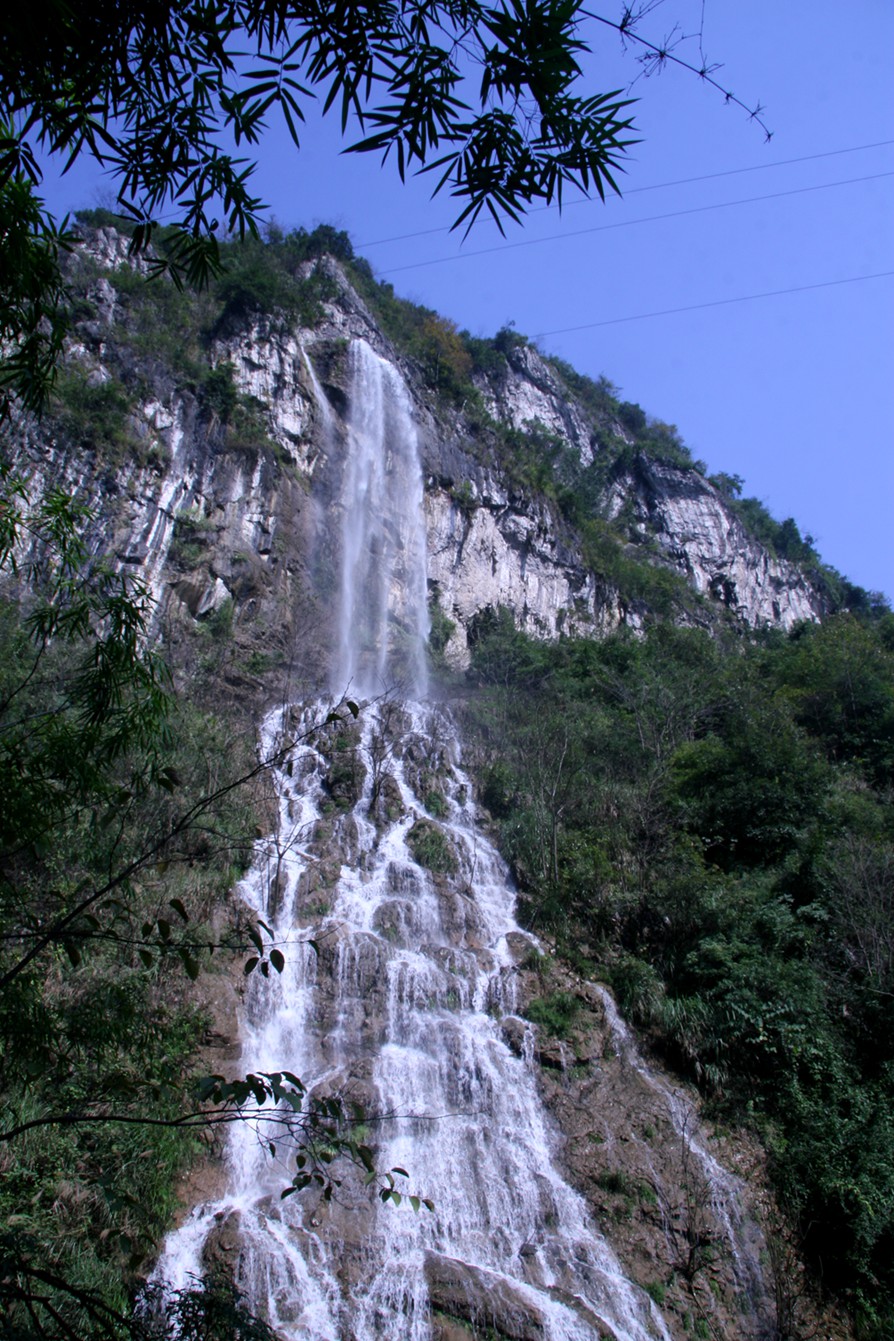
[0,486,188,1331]
[209,234,338,333]
[462,611,894,1321]
[340,260,481,403]
[0,179,74,421]
[2,0,704,412]
[718,493,887,616]
[0,476,366,1338]
[544,354,617,424]
[428,596,457,669]
[526,991,579,1037]
[4,0,639,259]
[201,363,240,420]
[169,509,217,570]
[49,368,139,462]
[138,1278,279,1341]
[730,495,817,564]
[324,731,367,809]
[0,477,171,846]
[407,819,457,874]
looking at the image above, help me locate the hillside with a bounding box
[1,220,892,1341]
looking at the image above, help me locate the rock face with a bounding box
[425,1252,549,1341]
[9,231,840,1340]
[424,487,626,667]
[9,230,826,690]
[606,458,821,630]
[481,341,597,466]
[513,956,776,1341]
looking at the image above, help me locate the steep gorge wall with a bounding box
[5,232,845,1340]
[475,339,824,634]
[604,457,821,628]
[11,230,825,684]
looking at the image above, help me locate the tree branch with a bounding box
[582,7,772,140]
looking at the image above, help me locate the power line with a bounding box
[357,139,894,249]
[530,270,894,338]
[377,171,894,276]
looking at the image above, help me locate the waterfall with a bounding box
[151,340,673,1339]
[595,988,772,1328]
[333,339,429,699]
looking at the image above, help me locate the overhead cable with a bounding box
[531,270,894,338]
[357,139,894,249]
[377,172,894,276]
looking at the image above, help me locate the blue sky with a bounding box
[39,0,894,597]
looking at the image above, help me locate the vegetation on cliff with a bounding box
[3,226,892,1338]
[0,476,276,1335]
[460,608,894,1337]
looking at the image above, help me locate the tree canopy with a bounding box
[0,0,770,419]
[4,0,636,247]
[464,610,894,1334]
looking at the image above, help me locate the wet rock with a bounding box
[500,1015,530,1058]
[526,975,778,1341]
[505,931,540,966]
[371,771,403,823]
[534,1034,570,1071]
[431,1315,481,1341]
[202,1210,243,1283]
[425,1252,547,1341]
[323,749,367,808]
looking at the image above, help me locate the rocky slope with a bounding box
[9,226,827,691]
[3,227,849,1339]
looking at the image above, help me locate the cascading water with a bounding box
[595,989,771,1329]
[334,340,429,699]
[152,339,673,1339]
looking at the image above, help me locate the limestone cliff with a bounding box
[4,225,859,1341]
[7,225,828,684]
[604,456,821,629]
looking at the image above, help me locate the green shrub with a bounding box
[428,596,457,666]
[526,991,579,1037]
[50,367,137,461]
[462,333,508,379]
[209,232,338,333]
[170,508,216,568]
[449,480,478,517]
[425,790,447,818]
[202,597,234,640]
[407,820,457,874]
[75,206,136,234]
[202,362,239,419]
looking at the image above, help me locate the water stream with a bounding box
[153,339,690,1338]
[595,988,770,1327]
[332,340,429,699]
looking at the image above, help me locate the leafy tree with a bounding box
[460,612,894,1326]
[0,178,72,418]
[0,474,387,1338]
[773,615,894,784]
[0,0,772,415]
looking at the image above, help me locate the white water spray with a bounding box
[152,339,679,1338]
[334,339,429,698]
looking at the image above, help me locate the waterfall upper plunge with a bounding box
[334,340,429,700]
[153,339,722,1339]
